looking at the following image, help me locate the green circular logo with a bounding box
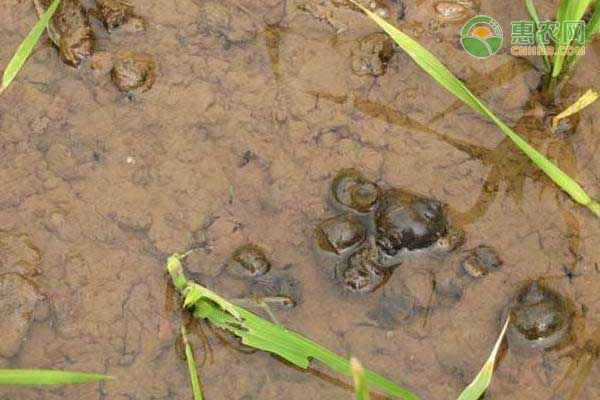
[460,15,503,59]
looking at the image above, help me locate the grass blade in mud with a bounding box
[456,317,510,400]
[166,253,420,400]
[0,369,112,385]
[0,0,61,94]
[181,326,204,400]
[351,358,372,400]
[347,0,600,218]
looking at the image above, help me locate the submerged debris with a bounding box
[111,51,157,94]
[351,33,395,77]
[32,0,95,66]
[508,281,573,350]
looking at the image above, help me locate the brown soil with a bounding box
[1,0,600,399]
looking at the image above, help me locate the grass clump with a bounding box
[526,0,600,90]
[0,0,61,94]
[0,369,111,385]
[348,0,600,218]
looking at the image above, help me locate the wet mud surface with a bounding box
[2,0,600,399]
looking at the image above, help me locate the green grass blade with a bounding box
[167,255,420,400]
[0,369,112,385]
[351,358,372,400]
[181,326,204,400]
[525,0,551,72]
[0,0,61,94]
[456,317,510,400]
[348,0,600,217]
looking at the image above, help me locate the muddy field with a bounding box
[2,0,600,399]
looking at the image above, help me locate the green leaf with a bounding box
[552,0,592,78]
[564,0,600,71]
[0,369,112,385]
[347,0,600,217]
[0,0,61,94]
[167,255,420,400]
[456,317,510,400]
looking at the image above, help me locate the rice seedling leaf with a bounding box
[552,89,599,130]
[181,326,204,400]
[565,0,600,71]
[0,369,112,385]
[347,0,600,217]
[586,0,600,38]
[167,254,420,400]
[456,317,510,400]
[351,358,372,400]
[524,0,551,72]
[0,0,61,94]
[552,0,592,78]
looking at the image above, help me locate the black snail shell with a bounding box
[315,213,367,255]
[508,281,572,350]
[331,169,380,213]
[375,189,447,256]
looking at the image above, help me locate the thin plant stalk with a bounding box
[181,326,204,400]
[0,0,61,94]
[348,0,600,217]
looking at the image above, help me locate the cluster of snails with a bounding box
[313,169,575,352]
[314,169,455,293]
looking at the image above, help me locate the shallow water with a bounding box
[1,0,600,399]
